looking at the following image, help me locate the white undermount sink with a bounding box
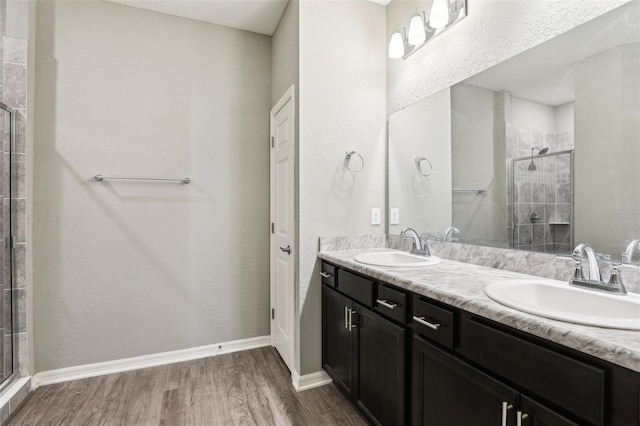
[354,251,441,267]
[485,279,640,330]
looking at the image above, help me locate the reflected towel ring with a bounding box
[345,151,364,172]
[415,157,433,177]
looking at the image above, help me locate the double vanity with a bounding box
[319,244,640,426]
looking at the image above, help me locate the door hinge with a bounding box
[271,137,274,148]
[271,308,275,320]
[271,223,274,234]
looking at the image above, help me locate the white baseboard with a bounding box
[32,335,271,389]
[291,369,332,392]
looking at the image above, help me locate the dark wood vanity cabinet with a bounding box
[322,265,407,425]
[412,332,582,426]
[321,261,640,426]
[356,306,406,426]
[322,286,356,397]
[412,335,519,426]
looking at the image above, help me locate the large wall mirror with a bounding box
[388,2,640,260]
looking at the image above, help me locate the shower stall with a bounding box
[0,102,16,388]
[510,149,574,254]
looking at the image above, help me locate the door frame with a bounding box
[269,85,297,376]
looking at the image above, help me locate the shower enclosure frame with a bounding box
[0,100,18,393]
[510,149,575,254]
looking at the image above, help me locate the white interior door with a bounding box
[270,86,295,374]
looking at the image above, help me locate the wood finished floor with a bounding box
[6,347,367,426]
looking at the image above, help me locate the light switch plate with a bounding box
[371,208,381,225]
[390,208,400,225]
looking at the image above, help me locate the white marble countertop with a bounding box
[318,248,640,373]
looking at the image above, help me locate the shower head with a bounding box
[531,147,549,155]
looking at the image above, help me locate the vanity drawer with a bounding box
[320,262,337,288]
[374,284,406,324]
[461,318,605,426]
[412,297,455,349]
[337,269,375,307]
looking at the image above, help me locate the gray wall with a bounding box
[451,83,506,246]
[389,87,452,236]
[298,0,386,375]
[272,0,299,107]
[574,43,640,255]
[33,0,272,372]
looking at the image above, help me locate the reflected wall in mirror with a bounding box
[388,2,640,260]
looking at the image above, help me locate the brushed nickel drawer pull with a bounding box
[413,315,441,330]
[502,401,513,426]
[376,299,397,310]
[344,306,349,330]
[348,309,357,331]
[517,411,529,426]
[320,272,332,278]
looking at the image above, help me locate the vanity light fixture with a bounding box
[407,8,433,46]
[388,26,409,59]
[429,0,450,29]
[389,0,467,59]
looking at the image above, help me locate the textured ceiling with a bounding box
[104,0,290,35]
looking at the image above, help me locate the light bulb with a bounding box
[408,14,426,46]
[388,30,405,59]
[429,0,450,29]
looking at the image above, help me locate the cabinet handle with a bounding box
[376,299,397,310]
[517,411,529,426]
[344,306,349,330]
[502,402,513,426]
[320,272,332,278]
[348,309,357,331]
[413,315,441,330]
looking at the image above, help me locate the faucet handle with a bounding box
[421,239,431,256]
[608,263,627,294]
[570,260,584,283]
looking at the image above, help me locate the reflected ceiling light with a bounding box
[388,27,408,59]
[429,0,450,29]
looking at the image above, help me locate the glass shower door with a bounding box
[511,150,574,254]
[0,104,14,386]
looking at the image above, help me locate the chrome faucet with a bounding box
[401,227,430,256]
[443,227,460,242]
[570,243,626,295]
[572,243,601,282]
[622,239,640,264]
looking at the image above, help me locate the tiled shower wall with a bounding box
[507,124,575,254]
[0,0,29,386]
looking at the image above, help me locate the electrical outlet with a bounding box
[371,208,381,225]
[390,208,400,225]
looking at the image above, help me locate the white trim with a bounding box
[0,377,31,409]
[32,335,270,389]
[291,369,332,392]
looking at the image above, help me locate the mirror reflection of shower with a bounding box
[511,148,574,255]
[528,147,549,171]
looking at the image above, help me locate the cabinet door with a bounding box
[356,306,406,426]
[519,395,580,426]
[412,335,519,426]
[322,286,355,396]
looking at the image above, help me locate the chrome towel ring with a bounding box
[414,157,432,177]
[345,151,364,172]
